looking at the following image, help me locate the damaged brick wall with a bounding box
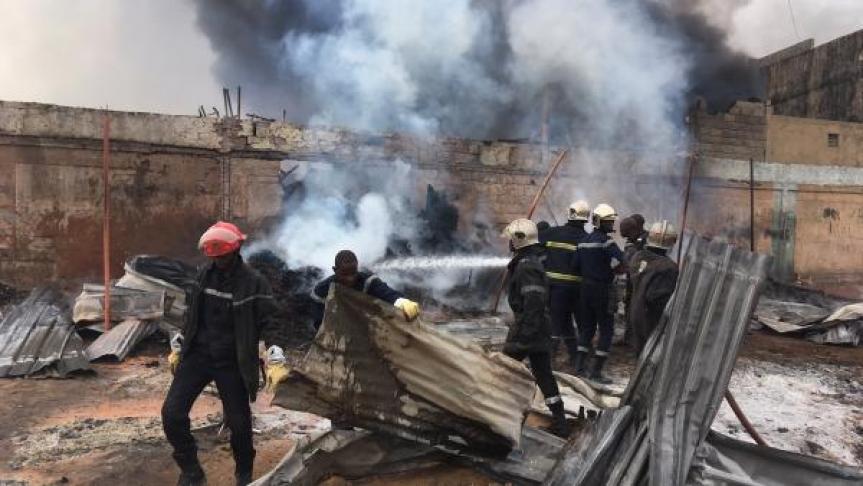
[2,100,863,291]
[764,29,863,122]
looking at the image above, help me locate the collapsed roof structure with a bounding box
[259,235,863,485]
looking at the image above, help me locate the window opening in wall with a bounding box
[828,133,839,147]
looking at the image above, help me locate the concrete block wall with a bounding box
[764,29,863,122]
[2,99,863,294]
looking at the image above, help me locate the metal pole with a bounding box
[750,157,755,252]
[102,113,112,332]
[491,150,569,312]
[725,390,768,446]
[677,153,696,263]
[237,86,242,119]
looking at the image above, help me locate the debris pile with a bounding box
[0,287,90,377]
[754,282,863,346]
[547,236,863,485]
[246,250,322,349]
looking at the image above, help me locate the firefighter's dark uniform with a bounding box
[627,248,678,351]
[503,244,567,434]
[575,230,625,360]
[311,271,403,328]
[540,221,588,361]
[622,230,649,344]
[161,256,277,481]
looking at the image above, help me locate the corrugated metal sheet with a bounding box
[0,287,90,378]
[253,426,567,486]
[547,235,863,486]
[72,284,165,323]
[86,318,157,362]
[273,284,537,454]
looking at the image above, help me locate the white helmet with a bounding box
[502,219,540,250]
[592,203,617,223]
[568,200,591,222]
[646,220,678,250]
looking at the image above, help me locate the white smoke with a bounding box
[246,160,416,271]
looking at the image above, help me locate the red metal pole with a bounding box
[102,113,112,331]
[491,150,569,312]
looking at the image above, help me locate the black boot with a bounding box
[173,452,206,486]
[572,350,589,376]
[590,355,612,385]
[548,401,571,438]
[234,449,255,486]
[235,471,252,486]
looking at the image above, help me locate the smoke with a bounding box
[193,0,761,142]
[245,160,416,270]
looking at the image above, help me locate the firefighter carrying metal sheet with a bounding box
[627,221,679,352]
[310,250,420,327]
[539,200,591,365]
[573,204,626,384]
[502,219,569,437]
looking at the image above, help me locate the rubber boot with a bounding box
[234,450,254,486]
[548,401,571,438]
[173,452,206,486]
[235,471,252,486]
[590,355,612,385]
[572,350,589,376]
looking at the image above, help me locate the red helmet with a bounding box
[198,221,247,257]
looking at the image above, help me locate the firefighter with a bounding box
[618,214,649,346]
[501,219,569,437]
[310,250,420,327]
[162,221,285,486]
[540,200,590,365]
[573,204,626,384]
[619,214,649,263]
[627,221,679,351]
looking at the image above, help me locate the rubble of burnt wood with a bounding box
[246,250,322,350]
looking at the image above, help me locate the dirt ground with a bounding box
[0,342,329,486]
[1,325,860,485]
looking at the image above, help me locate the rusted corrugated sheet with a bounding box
[85,318,157,361]
[273,284,537,454]
[0,287,90,378]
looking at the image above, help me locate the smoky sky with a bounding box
[192,0,767,142]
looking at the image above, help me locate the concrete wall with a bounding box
[690,102,863,292]
[2,99,863,294]
[764,29,863,122]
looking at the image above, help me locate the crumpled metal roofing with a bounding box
[85,318,157,361]
[547,235,863,485]
[273,284,537,454]
[0,287,90,378]
[72,284,165,323]
[253,426,567,485]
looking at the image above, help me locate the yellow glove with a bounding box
[394,298,421,321]
[168,351,181,374]
[168,333,183,374]
[265,362,290,393]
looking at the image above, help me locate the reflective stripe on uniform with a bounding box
[546,241,577,251]
[203,288,233,300]
[546,271,582,282]
[579,240,617,249]
[363,274,380,293]
[595,349,609,357]
[545,395,562,405]
[232,294,274,307]
[577,345,590,353]
[521,284,546,295]
[309,289,325,303]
